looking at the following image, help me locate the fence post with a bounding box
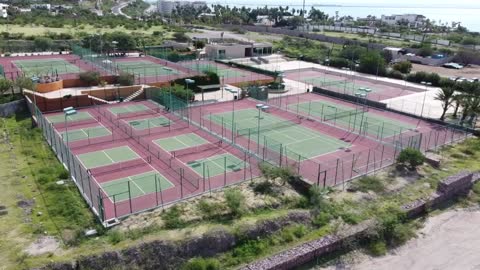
[154,175,159,206]
[366,149,371,174]
[350,153,356,179]
[180,168,184,198]
[334,158,339,185]
[127,181,132,214]
[224,156,227,186]
[113,194,117,218]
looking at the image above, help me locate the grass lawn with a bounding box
[4,24,169,36]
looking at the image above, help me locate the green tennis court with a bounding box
[153,133,208,152]
[14,58,81,76]
[126,116,171,130]
[101,171,174,201]
[115,60,180,76]
[288,100,416,138]
[77,146,140,169]
[303,77,378,93]
[46,111,94,124]
[187,153,245,177]
[184,62,246,78]
[108,104,150,115]
[61,126,111,142]
[208,108,349,159]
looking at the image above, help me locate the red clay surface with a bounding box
[285,68,420,102]
[44,100,260,221]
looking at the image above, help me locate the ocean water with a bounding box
[200,1,480,32]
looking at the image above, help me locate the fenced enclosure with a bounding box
[25,95,262,223]
[170,93,470,188]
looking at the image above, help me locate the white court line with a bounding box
[102,150,115,163]
[128,176,146,195]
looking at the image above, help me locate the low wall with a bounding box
[0,99,26,117]
[36,80,64,93]
[241,171,480,270]
[81,86,143,101]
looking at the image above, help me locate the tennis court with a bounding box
[77,145,140,169]
[115,60,180,76]
[208,108,350,159]
[46,111,94,124]
[303,77,377,93]
[13,58,81,76]
[187,153,246,177]
[60,125,111,142]
[126,116,171,130]
[101,171,174,202]
[108,104,151,115]
[288,100,416,138]
[183,62,247,78]
[153,133,208,152]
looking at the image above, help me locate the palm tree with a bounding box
[434,87,455,121]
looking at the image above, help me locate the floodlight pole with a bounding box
[257,107,262,154]
[63,108,77,172]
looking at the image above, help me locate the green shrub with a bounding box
[107,230,125,244]
[251,180,275,195]
[368,240,387,256]
[386,69,405,80]
[196,200,222,220]
[224,189,246,217]
[473,181,480,195]
[397,148,425,169]
[390,223,416,246]
[182,257,220,270]
[163,205,186,229]
[392,61,412,74]
[117,72,135,86]
[348,176,385,193]
[79,71,100,86]
[57,168,69,179]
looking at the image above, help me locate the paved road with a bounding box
[111,1,133,19]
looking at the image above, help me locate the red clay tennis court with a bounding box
[43,100,260,222]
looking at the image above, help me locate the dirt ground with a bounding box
[319,208,480,270]
[411,63,480,79]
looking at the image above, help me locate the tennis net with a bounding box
[323,107,368,121]
[236,118,301,137]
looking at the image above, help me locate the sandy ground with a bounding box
[412,63,480,79]
[318,208,480,270]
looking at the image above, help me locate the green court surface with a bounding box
[126,116,170,130]
[77,146,140,169]
[108,104,150,115]
[61,126,111,142]
[208,109,349,159]
[14,58,81,76]
[187,153,245,177]
[288,100,416,138]
[153,133,208,152]
[115,60,179,76]
[184,63,246,78]
[303,77,377,93]
[101,171,174,201]
[46,111,94,124]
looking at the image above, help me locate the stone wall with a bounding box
[34,211,312,270]
[0,99,26,117]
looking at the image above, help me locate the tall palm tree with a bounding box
[434,87,455,121]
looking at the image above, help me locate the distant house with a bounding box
[0,3,8,18]
[205,41,272,59]
[254,15,274,26]
[381,14,426,28]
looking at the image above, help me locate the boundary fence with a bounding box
[25,95,262,223]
